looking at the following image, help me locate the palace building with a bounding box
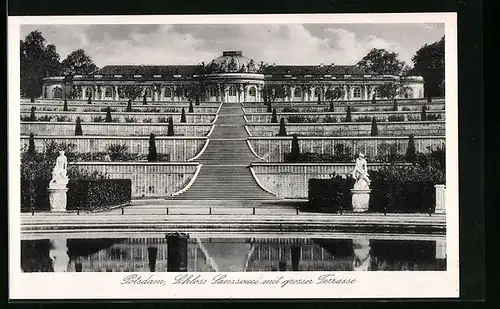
[41,50,425,103]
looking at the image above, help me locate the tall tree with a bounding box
[61,49,98,75]
[20,31,62,101]
[325,87,344,104]
[410,36,445,97]
[356,48,405,75]
[377,82,410,100]
[120,85,142,102]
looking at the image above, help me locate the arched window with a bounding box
[104,87,113,98]
[164,87,172,98]
[85,87,93,98]
[144,87,152,98]
[248,86,256,97]
[209,87,217,97]
[353,87,361,99]
[314,87,321,98]
[405,88,413,99]
[228,86,237,96]
[52,87,63,99]
[294,87,302,98]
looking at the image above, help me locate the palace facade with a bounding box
[41,51,425,103]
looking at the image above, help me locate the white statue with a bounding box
[352,153,371,190]
[49,150,69,189]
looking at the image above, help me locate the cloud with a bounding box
[20,23,436,67]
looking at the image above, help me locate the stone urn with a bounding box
[351,178,371,213]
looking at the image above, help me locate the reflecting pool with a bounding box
[21,236,446,272]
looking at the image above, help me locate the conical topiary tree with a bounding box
[188,101,194,113]
[405,134,417,164]
[427,95,432,103]
[345,106,352,122]
[180,107,187,123]
[105,107,112,122]
[317,94,321,105]
[75,117,83,136]
[87,95,92,104]
[278,117,287,136]
[126,99,132,112]
[421,105,427,121]
[30,106,36,121]
[392,99,398,111]
[372,95,376,104]
[195,95,200,106]
[63,99,68,111]
[147,133,157,162]
[266,101,272,113]
[370,117,378,136]
[143,94,147,105]
[27,132,36,155]
[290,134,300,162]
[329,101,334,112]
[167,117,174,136]
[271,108,278,123]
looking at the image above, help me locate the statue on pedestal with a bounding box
[351,153,371,212]
[48,151,69,212]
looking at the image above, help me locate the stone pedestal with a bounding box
[48,188,68,212]
[351,189,371,212]
[434,184,446,214]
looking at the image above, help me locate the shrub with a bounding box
[67,179,131,211]
[143,118,152,123]
[63,99,68,111]
[180,108,187,123]
[87,96,92,104]
[188,101,194,113]
[387,114,405,122]
[307,177,355,212]
[158,117,168,123]
[425,113,442,121]
[124,116,137,123]
[20,115,31,121]
[30,106,36,121]
[345,106,352,122]
[370,117,378,136]
[287,115,307,123]
[111,117,121,123]
[405,134,417,164]
[75,117,83,136]
[392,99,398,111]
[323,115,337,123]
[92,116,105,122]
[329,101,334,112]
[421,105,427,121]
[354,115,372,122]
[271,108,278,123]
[106,144,137,161]
[407,115,420,121]
[145,107,161,113]
[163,108,177,113]
[167,117,174,136]
[278,118,287,136]
[282,107,299,113]
[38,115,54,122]
[307,116,320,123]
[155,153,170,162]
[126,99,132,112]
[55,115,71,122]
[147,133,157,162]
[402,107,411,111]
[375,142,405,163]
[105,107,112,122]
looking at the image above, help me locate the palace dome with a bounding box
[206,51,261,73]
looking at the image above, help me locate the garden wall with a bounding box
[21,103,220,114]
[245,122,445,137]
[20,136,207,162]
[21,122,213,137]
[248,136,445,162]
[69,162,199,198]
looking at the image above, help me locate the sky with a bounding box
[20,23,444,68]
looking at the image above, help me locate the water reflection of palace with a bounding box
[21,237,447,273]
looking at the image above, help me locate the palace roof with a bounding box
[261,65,366,75]
[97,65,200,76]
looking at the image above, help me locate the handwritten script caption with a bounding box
[121,273,357,288]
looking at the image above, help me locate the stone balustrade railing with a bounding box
[247,136,445,162]
[250,162,399,198]
[21,111,217,124]
[21,98,222,106]
[242,102,445,113]
[245,121,446,137]
[21,136,207,162]
[242,98,445,106]
[21,122,213,137]
[20,103,220,114]
[68,162,199,198]
[244,110,445,123]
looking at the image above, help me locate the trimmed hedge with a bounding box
[68,179,131,211]
[308,177,355,212]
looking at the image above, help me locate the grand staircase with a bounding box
[172,103,278,200]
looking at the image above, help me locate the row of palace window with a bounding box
[47,85,419,99]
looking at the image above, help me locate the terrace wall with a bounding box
[21,136,207,162]
[248,136,446,162]
[69,162,199,198]
[21,122,213,137]
[243,102,445,113]
[245,122,445,137]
